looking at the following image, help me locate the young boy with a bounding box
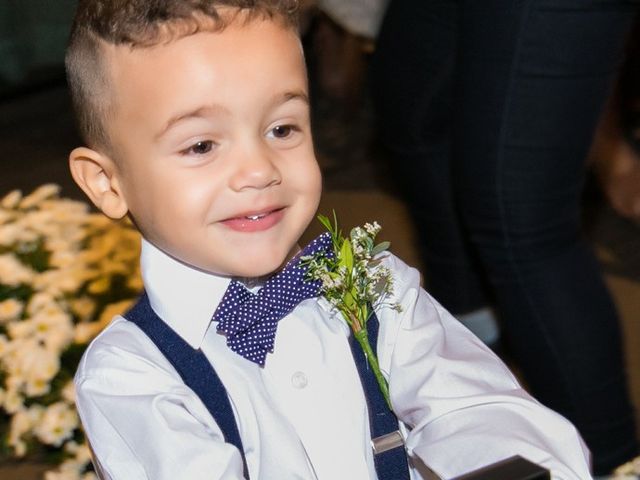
[66,1,592,479]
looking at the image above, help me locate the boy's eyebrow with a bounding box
[271,90,310,108]
[156,104,230,140]
[156,91,309,140]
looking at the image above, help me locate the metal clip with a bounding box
[371,430,405,455]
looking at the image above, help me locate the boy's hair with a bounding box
[65,0,299,152]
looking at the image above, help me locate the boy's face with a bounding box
[79,17,321,278]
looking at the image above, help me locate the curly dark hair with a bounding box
[65,0,299,151]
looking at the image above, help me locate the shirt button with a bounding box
[291,371,308,389]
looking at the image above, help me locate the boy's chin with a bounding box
[230,247,300,280]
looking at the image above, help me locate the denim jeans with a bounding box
[372,0,639,474]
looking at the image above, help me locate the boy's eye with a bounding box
[268,124,298,139]
[183,140,214,155]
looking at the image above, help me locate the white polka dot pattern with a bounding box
[214,233,333,366]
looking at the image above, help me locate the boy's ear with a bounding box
[69,147,129,219]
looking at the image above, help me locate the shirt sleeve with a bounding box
[74,319,246,480]
[378,254,593,480]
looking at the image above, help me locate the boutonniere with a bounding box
[303,213,402,410]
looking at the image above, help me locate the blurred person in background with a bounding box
[371,1,639,477]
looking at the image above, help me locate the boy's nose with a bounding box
[228,143,282,191]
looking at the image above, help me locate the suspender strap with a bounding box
[124,293,249,477]
[349,312,411,479]
[125,294,410,479]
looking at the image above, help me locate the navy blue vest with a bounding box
[125,292,410,479]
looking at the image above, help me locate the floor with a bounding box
[1,56,639,478]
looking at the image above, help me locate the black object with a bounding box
[451,456,550,480]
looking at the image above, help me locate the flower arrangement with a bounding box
[0,185,142,479]
[303,213,401,409]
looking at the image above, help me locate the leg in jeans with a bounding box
[371,0,492,315]
[454,1,638,473]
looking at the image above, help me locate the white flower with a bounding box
[62,381,76,404]
[24,377,52,397]
[27,291,58,315]
[65,440,92,461]
[3,385,25,413]
[34,401,79,447]
[0,185,144,468]
[73,323,101,345]
[1,189,22,209]
[43,441,97,480]
[0,333,8,356]
[2,339,61,393]
[74,299,134,344]
[0,253,36,286]
[0,298,23,323]
[0,223,23,246]
[8,303,75,353]
[364,221,381,236]
[351,239,365,257]
[19,184,60,210]
[351,226,365,241]
[49,248,83,269]
[8,405,44,456]
[32,267,93,296]
[0,207,14,224]
[44,465,83,480]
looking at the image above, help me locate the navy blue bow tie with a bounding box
[213,233,333,366]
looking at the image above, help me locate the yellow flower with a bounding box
[69,297,96,322]
[127,273,144,291]
[87,276,111,294]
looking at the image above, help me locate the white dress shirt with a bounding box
[75,239,592,480]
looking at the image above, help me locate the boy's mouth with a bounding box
[245,213,267,221]
[222,207,285,232]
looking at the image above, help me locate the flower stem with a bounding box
[354,328,392,411]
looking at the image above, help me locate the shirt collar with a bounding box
[140,238,231,349]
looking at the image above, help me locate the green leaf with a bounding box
[333,211,343,246]
[339,237,353,273]
[343,290,356,309]
[365,236,374,250]
[371,241,390,257]
[317,214,332,233]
